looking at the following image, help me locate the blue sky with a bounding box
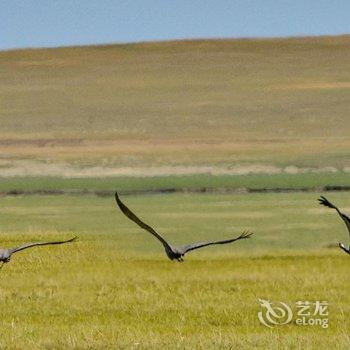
[1,0,350,50]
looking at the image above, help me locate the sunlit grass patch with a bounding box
[0,192,349,348]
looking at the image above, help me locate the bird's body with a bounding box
[0,237,78,267]
[164,245,183,261]
[115,192,252,261]
[318,196,350,255]
[0,249,11,263]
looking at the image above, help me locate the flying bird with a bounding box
[318,196,350,255]
[0,236,78,268]
[115,192,253,261]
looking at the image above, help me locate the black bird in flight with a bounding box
[115,192,253,261]
[318,196,350,255]
[0,236,78,268]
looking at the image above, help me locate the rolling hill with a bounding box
[1,35,350,183]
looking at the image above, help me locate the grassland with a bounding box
[1,36,350,177]
[1,35,350,348]
[0,192,349,349]
[0,172,350,195]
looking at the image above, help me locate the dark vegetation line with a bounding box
[0,185,349,197]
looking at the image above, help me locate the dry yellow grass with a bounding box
[1,36,350,174]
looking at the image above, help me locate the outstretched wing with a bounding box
[318,196,350,238]
[115,192,172,249]
[8,236,78,255]
[178,230,253,254]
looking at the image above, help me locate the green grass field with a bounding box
[0,192,349,349]
[1,171,350,195]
